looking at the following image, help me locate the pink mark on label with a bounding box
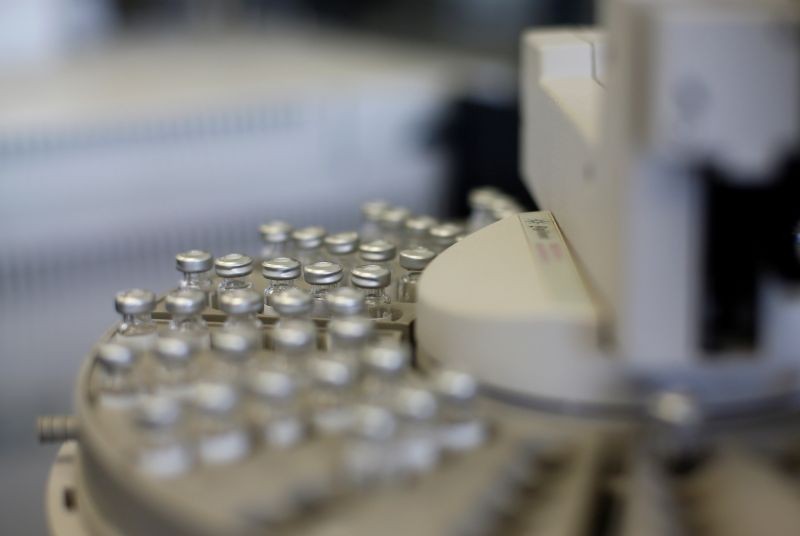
[536,243,550,262]
[549,243,563,260]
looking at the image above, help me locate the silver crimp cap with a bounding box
[218,289,263,315]
[292,226,326,250]
[351,264,391,289]
[325,287,365,316]
[303,261,343,285]
[176,250,214,273]
[261,257,301,281]
[359,239,397,262]
[324,232,360,255]
[215,253,253,278]
[271,288,312,317]
[399,247,436,271]
[259,221,292,244]
[115,288,156,315]
[165,288,206,315]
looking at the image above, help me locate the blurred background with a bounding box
[0,0,591,533]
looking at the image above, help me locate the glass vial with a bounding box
[209,330,256,382]
[152,337,196,398]
[361,340,410,405]
[351,264,392,320]
[93,343,140,407]
[269,319,316,378]
[431,369,487,451]
[261,257,301,307]
[324,231,360,282]
[307,356,358,435]
[292,226,326,266]
[429,223,464,253]
[190,381,250,464]
[114,288,158,350]
[215,253,254,302]
[133,394,193,477]
[271,287,313,319]
[326,287,366,318]
[218,289,264,344]
[165,288,209,349]
[360,200,389,242]
[259,220,292,261]
[175,250,215,301]
[303,261,343,318]
[359,239,397,272]
[378,206,410,245]
[246,370,305,448]
[397,247,436,303]
[403,215,437,249]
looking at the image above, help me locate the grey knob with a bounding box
[218,289,263,315]
[303,261,343,285]
[176,250,214,273]
[359,239,396,262]
[115,289,156,315]
[399,247,436,271]
[262,257,301,281]
[351,264,391,289]
[259,221,292,244]
[165,288,206,315]
[215,253,253,277]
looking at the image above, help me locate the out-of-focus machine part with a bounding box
[40,1,800,535]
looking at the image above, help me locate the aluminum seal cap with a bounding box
[259,221,292,244]
[271,319,315,352]
[325,287,365,316]
[271,288,312,317]
[215,253,253,278]
[363,341,410,376]
[155,337,194,363]
[404,215,437,235]
[329,316,375,345]
[262,257,301,281]
[292,226,326,250]
[324,232,360,255]
[191,382,239,415]
[359,239,397,262]
[304,261,343,285]
[378,206,410,229]
[135,394,182,429]
[211,331,256,354]
[165,288,206,315]
[176,250,214,273]
[247,370,296,401]
[361,200,389,222]
[218,289,263,315]
[399,247,436,271]
[115,289,157,315]
[429,223,463,246]
[96,343,136,371]
[350,264,390,289]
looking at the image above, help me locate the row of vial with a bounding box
[94,321,485,481]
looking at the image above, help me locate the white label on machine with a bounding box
[518,211,593,306]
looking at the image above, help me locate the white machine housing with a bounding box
[417,0,800,410]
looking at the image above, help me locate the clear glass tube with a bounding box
[397,270,422,303]
[217,275,252,294]
[261,242,288,261]
[168,313,210,349]
[181,271,214,294]
[264,280,295,307]
[310,283,339,317]
[363,288,391,319]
